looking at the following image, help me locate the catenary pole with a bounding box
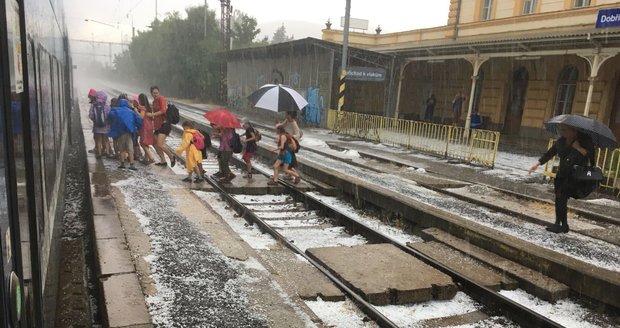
[338,0,351,112]
[204,0,207,38]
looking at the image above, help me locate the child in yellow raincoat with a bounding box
[176,121,204,183]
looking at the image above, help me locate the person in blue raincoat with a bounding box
[108,98,142,170]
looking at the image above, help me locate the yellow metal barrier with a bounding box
[542,138,620,196]
[327,109,500,168]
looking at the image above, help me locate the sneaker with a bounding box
[212,171,224,178]
[105,153,115,159]
[88,149,96,154]
[182,176,192,182]
[194,176,204,183]
[118,163,126,169]
[128,164,137,171]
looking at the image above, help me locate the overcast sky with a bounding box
[64,0,451,44]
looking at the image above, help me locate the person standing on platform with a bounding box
[176,121,204,183]
[528,124,594,233]
[89,91,112,159]
[147,86,176,167]
[424,92,436,122]
[451,90,466,126]
[241,118,258,179]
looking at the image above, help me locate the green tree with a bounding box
[231,11,262,49]
[271,24,294,44]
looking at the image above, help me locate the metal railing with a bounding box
[542,138,620,196]
[327,109,500,168]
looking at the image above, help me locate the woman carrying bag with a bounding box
[528,124,595,233]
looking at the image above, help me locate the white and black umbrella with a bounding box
[247,84,308,112]
[544,114,618,148]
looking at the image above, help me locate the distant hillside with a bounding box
[258,20,324,41]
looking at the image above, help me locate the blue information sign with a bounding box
[596,8,620,29]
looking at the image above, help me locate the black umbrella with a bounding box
[544,114,618,148]
[247,84,308,112]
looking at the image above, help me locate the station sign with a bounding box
[595,8,620,29]
[346,66,386,82]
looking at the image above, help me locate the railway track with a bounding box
[104,87,619,326]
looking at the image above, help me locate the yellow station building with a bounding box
[322,0,620,143]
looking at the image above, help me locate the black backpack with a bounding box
[166,103,180,124]
[94,102,107,127]
[230,131,243,154]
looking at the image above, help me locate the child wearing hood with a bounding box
[176,121,204,182]
[88,91,112,158]
[108,98,142,170]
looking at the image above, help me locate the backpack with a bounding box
[199,130,211,158]
[191,131,205,150]
[286,134,300,153]
[230,131,243,154]
[253,128,262,142]
[94,102,107,128]
[166,103,180,124]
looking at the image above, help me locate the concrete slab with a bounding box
[92,196,118,216]
[219,174,286,195]
[417,310,488,327]
[96,238,136,276]
[409,241,518,291]
[256,249,344,301]
[101,273,152,328]
[93,214,124,240]
[306,243,457,305]
[420,228,570,302]
[443,186,604,233]
[580,227,620,247]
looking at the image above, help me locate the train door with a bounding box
[1,0,44,326]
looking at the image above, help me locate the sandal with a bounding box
[293,176,301,184]
[267,180,279,185]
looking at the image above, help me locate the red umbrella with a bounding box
[203,109,241,128]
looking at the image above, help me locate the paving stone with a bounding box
[420,228,570,302]
[410,241,518,291]
[306,243,457,305]
[93,214,124,240]
[96,238,135,276]
[256,249,344,301]
[101,273,152,328]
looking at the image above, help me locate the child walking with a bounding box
[176,121,204,183]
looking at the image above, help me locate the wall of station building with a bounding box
[227,44,390,125]
[398,54,620,140]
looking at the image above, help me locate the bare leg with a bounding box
[141,144,153,161]
[156,133,175,163]
[272,160,282,181]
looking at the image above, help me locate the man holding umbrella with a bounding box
[529,114,617,233]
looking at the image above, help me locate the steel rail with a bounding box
[201,176,401,328]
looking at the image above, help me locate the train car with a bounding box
[0,0,73,326]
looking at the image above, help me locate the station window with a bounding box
[480,0,493,21]
[522,0,537,15]
[574,0,591,8]
[554,65,579,116]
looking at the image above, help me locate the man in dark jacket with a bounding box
[528,124,594,233]
[108,99,143,170]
